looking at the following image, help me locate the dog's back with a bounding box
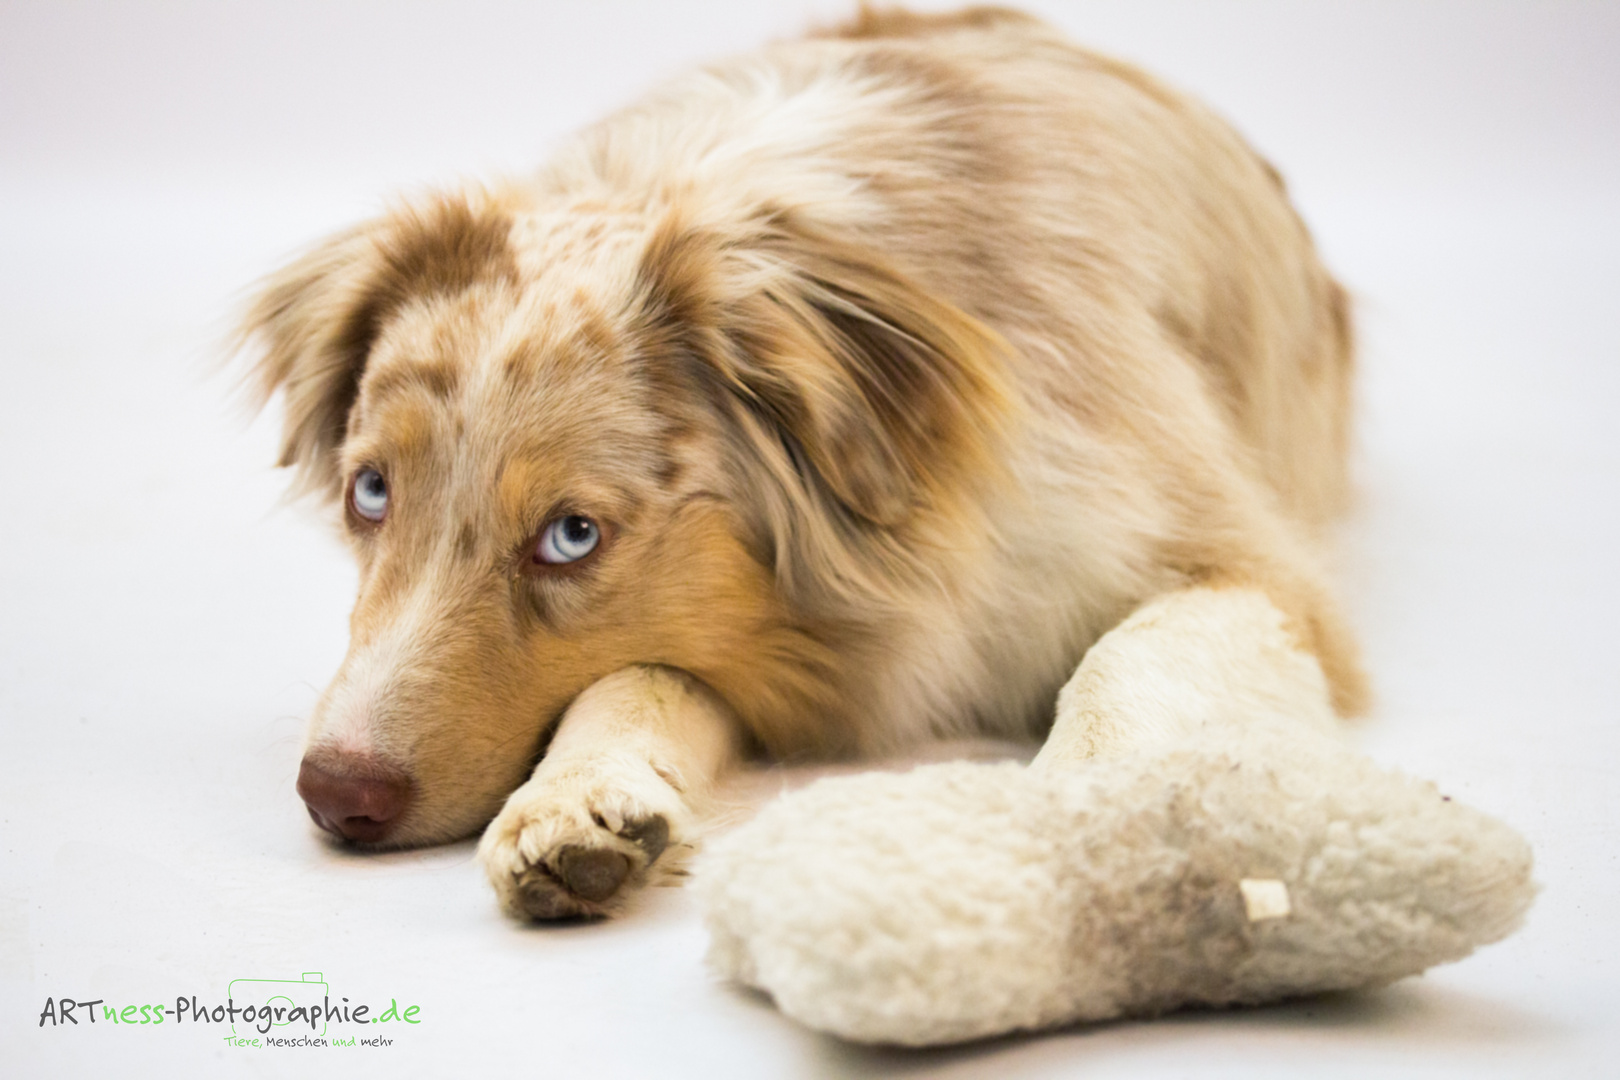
[832,6,1357,529]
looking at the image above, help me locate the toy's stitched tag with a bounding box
[1239,878,1291,921]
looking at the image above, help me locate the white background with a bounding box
[2,1,1617,1076]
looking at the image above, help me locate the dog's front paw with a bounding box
[477,755,687,920]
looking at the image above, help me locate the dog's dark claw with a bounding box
[619,815,670,865]
[556,845,631,902]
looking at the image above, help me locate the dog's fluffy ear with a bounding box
[638,211,1013,528]
[239,224,384,499]
[239,193,516,498]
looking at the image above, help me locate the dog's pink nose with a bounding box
[296,753,414,844]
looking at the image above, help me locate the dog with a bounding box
[244,5,1365,920]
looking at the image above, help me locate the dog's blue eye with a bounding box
[350,468,388,522]
[537,515,600,565]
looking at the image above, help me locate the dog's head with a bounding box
[245,185,1009,847]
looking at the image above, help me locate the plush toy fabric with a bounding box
[695,723,1534,1046]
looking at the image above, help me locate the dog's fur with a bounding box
[246,7,1365,919]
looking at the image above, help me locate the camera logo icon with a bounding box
[227,972,329,1037]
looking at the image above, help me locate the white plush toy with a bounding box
[695,595,1535,1046]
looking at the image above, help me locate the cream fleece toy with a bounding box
[694,591,1535,1046]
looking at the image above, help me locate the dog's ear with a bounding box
[239,224,384,499]
[638,211,1013,527]
[239,193,516,498]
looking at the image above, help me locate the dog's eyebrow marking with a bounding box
[366,359,461,401]
[350,398,435,461]
[496,458,541,526]
[456,521,478,559]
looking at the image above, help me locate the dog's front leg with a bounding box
[478,664,740,919]
[1032,586,1345,771]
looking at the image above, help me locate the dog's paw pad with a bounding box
[478,771,686,921]
[556,845,631,902]
[620,814,670,864]
[502,840,640,921]
[514,864,584,920]
[509,846,633,919]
